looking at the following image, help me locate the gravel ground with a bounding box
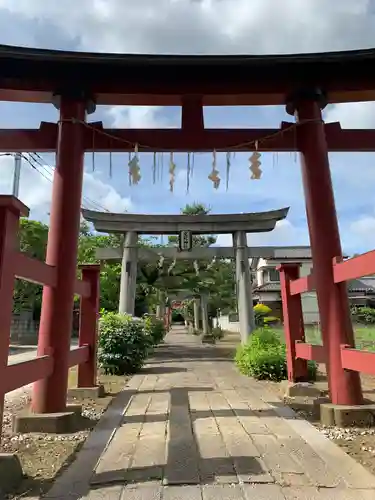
[1,373,127,499]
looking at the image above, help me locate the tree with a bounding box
[13,207,236,323]
[168,202,217,247]
[13,219,49,315]
[14,219,124,315]
[164,202,235,320]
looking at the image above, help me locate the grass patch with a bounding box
[271,325,375,352]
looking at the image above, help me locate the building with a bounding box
[218,246,375,332]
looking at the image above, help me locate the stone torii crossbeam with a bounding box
[82,208,290,343]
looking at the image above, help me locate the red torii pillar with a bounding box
[287,89,363,406]
[32,94,95,414]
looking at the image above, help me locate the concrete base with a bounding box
[320,402,375,427]
[68,384,105,400]
[0,453,23,494]
[284,395,329,420]
[283,381,323,398]
[13,404,82,434]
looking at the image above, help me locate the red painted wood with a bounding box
[1,356,53,395]
[3,124,375,152]
[295,99,362,406]
[32,98,87,414]
[0,198,25,439]
[295,342,326,364]
[68,346,90,368]
[333,251,375,283]
[0,196,29,216]
[181,96,204,131]
[77,265,100,388]
[278,264,309,382]
[341,346,375,376]
[14,253,57,287]
[74,278,91,298]
[1,45,375,106]
[289,274,315,295]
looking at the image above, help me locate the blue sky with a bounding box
[1,0,375,254]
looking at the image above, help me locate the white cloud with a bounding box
[1,1,375,253]
[325,102,375,129]
[0,0,373,55]
[0,154,133,220]
[349,216,375,247]
[107,106,168,128]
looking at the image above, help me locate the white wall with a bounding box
[217,315,240,333]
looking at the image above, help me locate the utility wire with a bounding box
[3,152,103,212]
[26,152,110,212]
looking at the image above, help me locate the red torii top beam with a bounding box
[1,44,375,105]
[1,121,375,153]
[1,45,375,153]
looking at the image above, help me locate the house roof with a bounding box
[253,278,375,295]
[254,283,282,292]
[347,279,375,293]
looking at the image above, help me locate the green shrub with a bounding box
[250,327,281,348]
[263,316,279,326]
[235,328,285,381]
[307,360,318,381]
[235,328,317,382]
[351,306,375,324]
[98,312,152,375]
[143,315,166,345]
[211,326,224,340]
[238,345,287,381]
[253,303,273,327]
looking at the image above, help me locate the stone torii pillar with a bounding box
[233,230,255,344]
[201,294,209,335]
[193,297,200,330]
[119,231,138,315]
[156,290,166,319]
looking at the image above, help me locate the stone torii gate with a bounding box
[82,208,289,343]
[95,241,312,342]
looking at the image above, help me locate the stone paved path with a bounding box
[46,326,375,499]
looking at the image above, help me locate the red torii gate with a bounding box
[1,45,375,420]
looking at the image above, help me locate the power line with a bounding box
[26,153,110,213]
[3,152,98,211]
[29,152,108,212]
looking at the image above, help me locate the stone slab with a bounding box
[44,388,137,499]
[282,486,375,499]
[163,485,202,500]
[277,412,375,489]
[83,484,123,499]
[41,327,375,498]
[279,437,342,488]
[202,484,245,500]
[121,483,163,500]
[194,416,238,484]
[0,453,23,494]
[243,483,286,500]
